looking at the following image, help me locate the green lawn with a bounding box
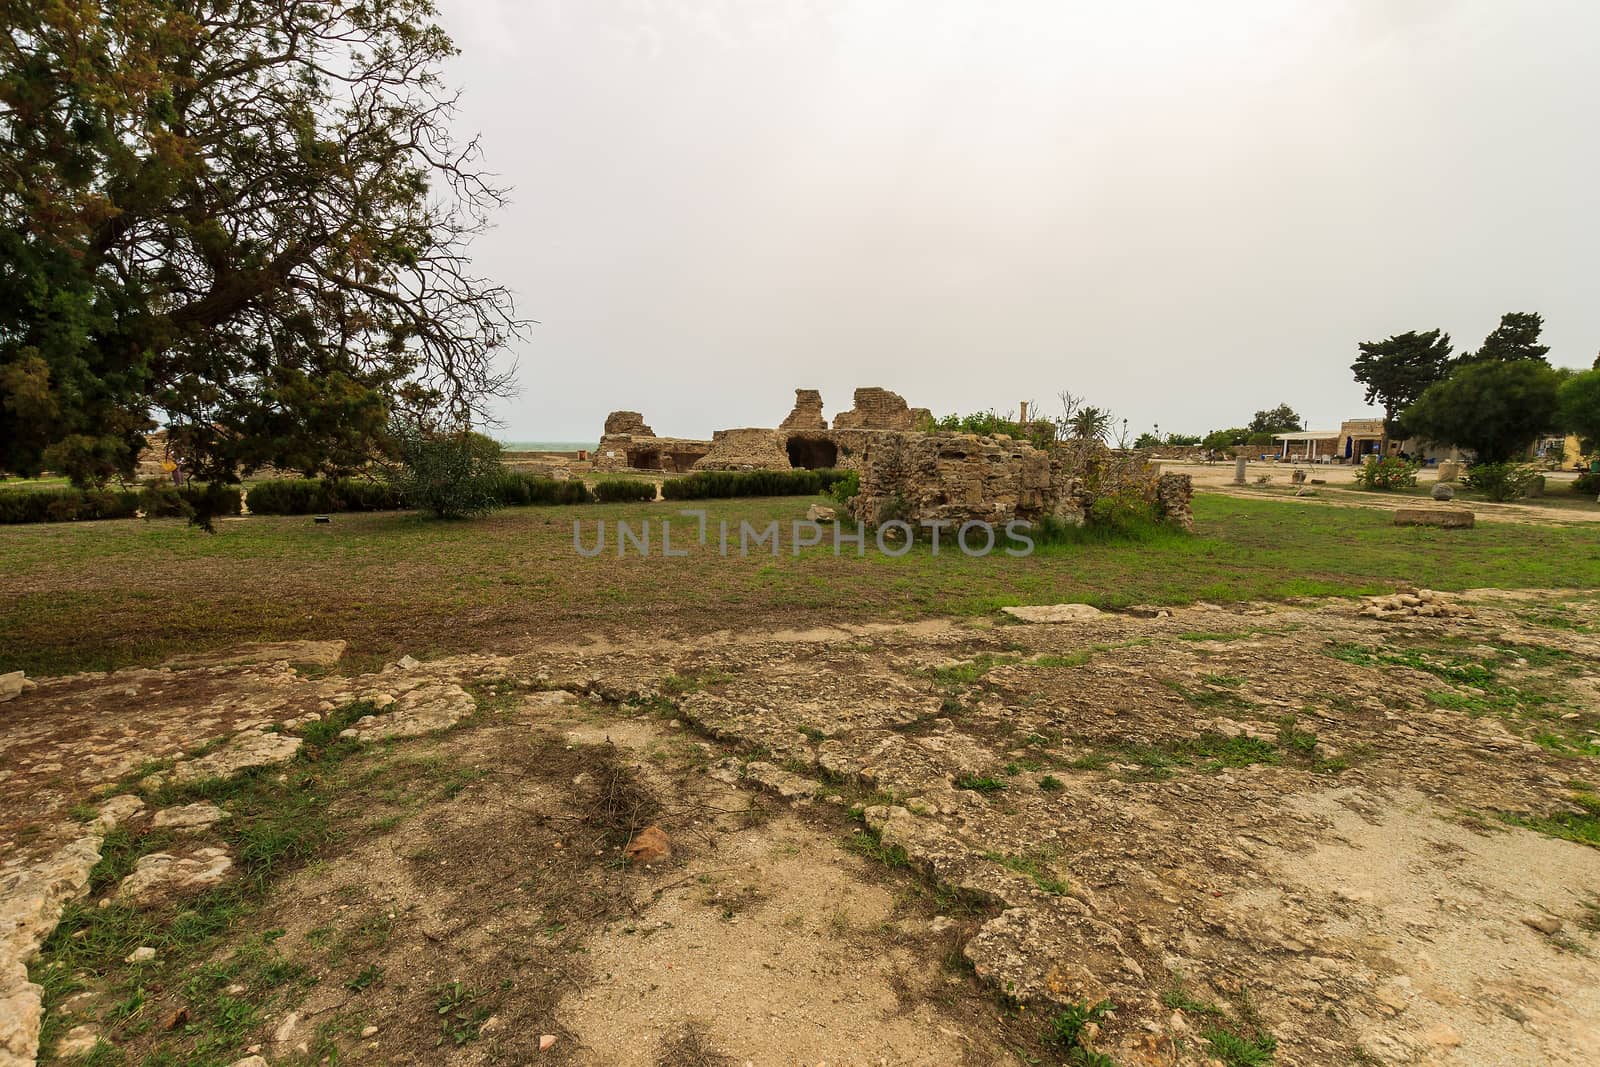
[2,494,1598,677]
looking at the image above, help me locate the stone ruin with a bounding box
[846,433,1194,531]
[590,386,1193,529]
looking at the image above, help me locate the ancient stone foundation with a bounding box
[846,433,1192,531]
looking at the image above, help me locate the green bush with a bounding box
[1575,471,1599,495]
[0,487,141,524]
[660,468,849,501]
[827,469,860,505]
[1354,457,1421,491]
[245,478,403,515]
[592,478,658,503]
[388,429,507,519]
[1463,462,1542,502]
[490,472,592,506]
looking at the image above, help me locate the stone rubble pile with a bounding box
[1357,589,1475,620]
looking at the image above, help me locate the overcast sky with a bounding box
[436,0,1600,442]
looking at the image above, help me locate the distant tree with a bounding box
[1134,432,1163,449]
[1069,407,1113,442]
[1166,433,1202,446]
[1560,370,1600,456]
[1247,404,1303,435]
[1458,312,1551,365]
[1351,329,1454,437]
[1202,428,1250,451]
[1402,360,1562,463]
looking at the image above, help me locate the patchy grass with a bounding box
[1498,792,1600,849]
[7,494,1600,676]
[954,773,1007,794]
[983,851,1069,895]
[841,827,911,870]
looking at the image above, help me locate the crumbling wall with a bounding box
[847,433,1191,531]
[779,390,827,431]
[593,435,711,473]
[832,388,921,431]
[692,429,793,472]
[603,411,655,437]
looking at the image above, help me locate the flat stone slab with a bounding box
[117,848,233,903]
[1000,604,1103,623]
[1394,507,1475,528]
[168,728,302,784]
[162,640,347,670]
[150,803,228,832]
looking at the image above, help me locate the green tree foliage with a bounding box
[1247,404,1303,435]
[1559,370,1600,455]
[1069,407,1113,442]
[1402,360,1562,463]
[1459,312,1550,365]
[1,0,525,486]
[1202,428,1249,451]
[1351,329,1454,437]
[386,428,507,519]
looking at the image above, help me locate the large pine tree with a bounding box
[1,0,526,485]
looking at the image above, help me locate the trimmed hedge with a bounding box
[592,478,658,503]
[247,473,594,515]
[0,482,243,524]
[245,478,404,515]
[660,468,849,501]
[0,487,140,524]
[492,472,593,506]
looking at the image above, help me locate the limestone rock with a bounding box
[169,728,302,784]
[161,640,345,670]
[1521,912,1562,935]
[0,984,43,1067]
[623,826,672,866]
[805,504,836,523]
[1431,483,1456,501]
[1393,507,1474,529]
[117,848,233,903]
[744,761,819,802]
[125,946,157,964]
[0,673,23,704]
[151,803,228,832]
[351,683,473,740]
[229,1056,271,1067]
[92,795,145,832]
[603,411,654,437]
[1002,604,1102,623]
[54,1024,100,1057]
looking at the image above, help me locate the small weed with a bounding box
[842,828,909,869]
[345,964,382,992]
[1038,775,1065,792]
[1203,1026,1278,1066]
[954,773,1006,794]
[1044,998,1112,1051]
[984,851,1069,895]
[435,980,491,1047]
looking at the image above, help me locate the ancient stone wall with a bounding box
[603,411,655,437]
[832,388,920,431]
[692,429,793,472]
[779,390,827,431]
[593,435,711,473]
[846,433,1191,531]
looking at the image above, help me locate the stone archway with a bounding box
[785,436,839,470]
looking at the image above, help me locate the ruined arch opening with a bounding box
[785,436,838,470]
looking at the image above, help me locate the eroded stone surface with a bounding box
[150,803,227,832]
[117,848,235,903]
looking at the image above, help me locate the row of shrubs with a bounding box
[0,467,858,524]
[0,483,243,525]
[246,472,609,514]
[660,468,849,500]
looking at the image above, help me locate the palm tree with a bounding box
[1069,406,1112,442]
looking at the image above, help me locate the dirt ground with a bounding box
[1162,460,1600,525]
[3,588,1599,1067]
